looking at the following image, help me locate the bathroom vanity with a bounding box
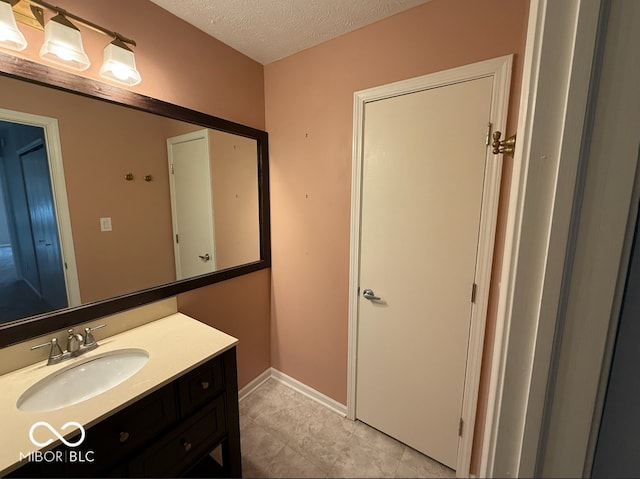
[0,314,241,478]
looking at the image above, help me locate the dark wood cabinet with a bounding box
[7,347,241,478]
[128,396,226,478]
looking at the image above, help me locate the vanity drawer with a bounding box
[128,395,227,478]
[78,383,178,474]
[177,356,224,416]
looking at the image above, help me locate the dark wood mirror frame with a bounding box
[0,51,271,348]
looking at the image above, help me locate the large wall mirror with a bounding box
[0,52,270,347]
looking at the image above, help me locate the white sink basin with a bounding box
[17,348,149,412]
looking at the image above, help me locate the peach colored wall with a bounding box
[177,269,271,389]
[210,131,261,270]
[5,0,269,387]
[265,0,529,469]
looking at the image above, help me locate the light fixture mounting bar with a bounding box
[5,0,44,31]
[26,0,136,46]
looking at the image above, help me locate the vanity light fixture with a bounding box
[39,13,89,70]
[99,38,141,86]
[0,0,27,51]
[0,0,140,85]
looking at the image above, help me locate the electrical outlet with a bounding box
[100,217,112,232]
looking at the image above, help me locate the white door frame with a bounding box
[0,108,81,307]
[347,55,512,476]
[480,0,605,477]
[167,128,217,279]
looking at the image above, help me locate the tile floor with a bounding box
[239,379,456,478]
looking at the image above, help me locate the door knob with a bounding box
[362,289,381,301]
[198,253,211,261]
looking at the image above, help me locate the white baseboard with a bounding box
[239,368,348,417]
[238,368,271,402]
[270,368,348,417]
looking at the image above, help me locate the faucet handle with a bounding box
[31,338,65,364]
[83,324,106,349]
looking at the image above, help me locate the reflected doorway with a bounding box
[0,120,68,323]
[0,168,50,321]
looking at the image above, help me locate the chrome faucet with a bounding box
[67,329,84,354]
[31,324,106,365]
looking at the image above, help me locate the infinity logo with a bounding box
[29,421,86,448]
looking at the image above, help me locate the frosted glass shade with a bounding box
[0,1,27,52]
[99,39,141,86]
[39,14,90,71]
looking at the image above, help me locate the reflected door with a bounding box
[356,77,493,468]
[20,140,68,310]
[168,130,216,279]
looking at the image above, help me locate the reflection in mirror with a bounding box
[0,73,261,325]
[0,120,71,321]
[168,129,259,279]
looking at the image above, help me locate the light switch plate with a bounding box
[100,217,112,232]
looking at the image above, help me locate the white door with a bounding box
[20,140,68,310]
[167,130,216,279]
[356,76,494,468]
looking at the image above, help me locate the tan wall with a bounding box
[210,130,261,270]
[265,0,529,470]
[6,0,270,388]
[177,269,271,389]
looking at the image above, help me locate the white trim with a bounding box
[480,2,547,474]
[539,1,640,475]
[347,55,512,477]
[480,0,603,476]
[0,108,81,307]
[238,368,271,401]
[270,368,348,417]
[240,368,348,417]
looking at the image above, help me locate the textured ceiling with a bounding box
[148,0,430,64]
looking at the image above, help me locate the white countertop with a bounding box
[0,313,237,476]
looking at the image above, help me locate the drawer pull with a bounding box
[119,431,130,443]
[200,380,210,390]
[182,440,192,452]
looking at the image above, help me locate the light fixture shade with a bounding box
[39,14,90,71]
[99,39,141,86]
[0,1,27,52]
